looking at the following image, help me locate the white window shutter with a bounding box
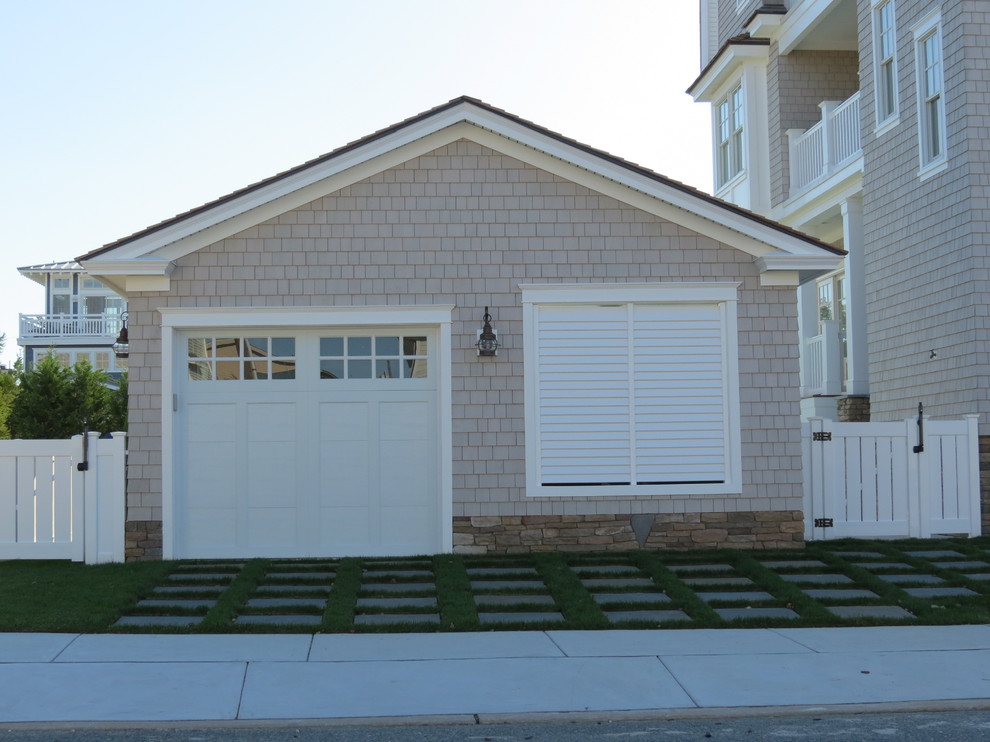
[533,302,727,488]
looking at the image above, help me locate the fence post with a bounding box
[964,415,981,537]
[907,416,928,538]
[70,435,86,562]
[82,431,126,564]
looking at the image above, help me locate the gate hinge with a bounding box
[812,431,832,441]
[814,517,834,528]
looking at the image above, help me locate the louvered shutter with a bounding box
[533,301,727,488]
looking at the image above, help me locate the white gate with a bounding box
[802,415,981,540]
[0,432,126,563]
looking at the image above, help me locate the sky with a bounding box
[0,0,713,367]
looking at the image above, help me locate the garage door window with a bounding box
[187,336,296,380]
[319,335,428,379]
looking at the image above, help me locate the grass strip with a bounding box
[322,558,361,632]
[0,559,171,632]
[433,553,479,631]
[199,559,268,631]
[534,552,608,628]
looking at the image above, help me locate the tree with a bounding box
[6,354,126,439]
[0,362,18,440]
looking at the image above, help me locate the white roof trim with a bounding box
[689,43,770,103]
[81,99,838,280]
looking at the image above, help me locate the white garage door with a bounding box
[174,329,440,558]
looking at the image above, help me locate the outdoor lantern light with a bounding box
[112,312,129,359]
[475,307,500,357]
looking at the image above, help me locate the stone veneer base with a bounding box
[125,520,163,561]
[452,511,805,554]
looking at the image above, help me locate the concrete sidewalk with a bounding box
[2,626,990,725]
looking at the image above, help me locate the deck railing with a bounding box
[19,313,124,338]
[801,320,844,397]
[788,92,861,196]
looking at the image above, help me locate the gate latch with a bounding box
[814,518,834,528]
[812,431,832,442]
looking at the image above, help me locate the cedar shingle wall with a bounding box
[123,140,803,524]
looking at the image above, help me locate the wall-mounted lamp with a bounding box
[475,307,500,357]
[112,312,129,359]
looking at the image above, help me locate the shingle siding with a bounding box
[861,0,990,425]
[124,140,804,526]
[767,47,860,208]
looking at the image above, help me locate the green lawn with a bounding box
[1,537,989,633]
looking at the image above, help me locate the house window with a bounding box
[716,84,745,188]
[50,276,72,314]
[914,14,946,169]
[319,335,428,379]
[186,337,296,380]
[522,284,741,498]
[873,0,899,125]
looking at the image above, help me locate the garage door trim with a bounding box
[160,305,454,559]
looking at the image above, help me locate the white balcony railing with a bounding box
[801,320,844,397]
[19,313,124,339]
[787,92,861,196]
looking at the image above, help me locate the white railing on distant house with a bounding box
[801,320,844,397]
[788,92,861,196]
[0,433,126,564]
[19,313,124,339]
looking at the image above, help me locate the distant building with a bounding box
[689,0,990,526]
[17,261,128,377]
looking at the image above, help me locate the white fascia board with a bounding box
[747,11,785,39]
[755,252,844,273]
[160,304,456,329]
[462,126,827,260]
[778,0,847,54]
[81,258,175,276]
[771,160,863,229]
[690,44,770,103]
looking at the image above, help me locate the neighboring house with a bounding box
[689,0,990,525]
[17,261,128,377]
[77,97,842,560]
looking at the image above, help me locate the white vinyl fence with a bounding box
[802,415,981,541]
[0,432,126,563]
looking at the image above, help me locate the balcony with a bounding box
[787,92,861,198]
[19,313,125,340]
[801,320,846,398]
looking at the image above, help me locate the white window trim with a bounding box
[871,0,900,133]
[158,304,454,559]
[912,10,947,175]
[715,82,746,191]
[521,282,742,498]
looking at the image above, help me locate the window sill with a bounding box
[873,115,900,138]
[918,157,948,181]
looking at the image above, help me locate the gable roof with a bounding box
[79,96,843,292]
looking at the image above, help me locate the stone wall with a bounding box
[125,520,162,561]
[453,511,804,554]
[837,395,871,422]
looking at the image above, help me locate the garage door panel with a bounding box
[379,400,431,440]
[380,506,434,552]
[380,440,432,506]
[319,506,373,549]
[247,402,298,442]
[185,507,237,549]
[318,440,371,506]
[319,402,369,440]
[247,441,298,506]
[186,403,236,442]
[247,508,298,548]
[186,443,237,508]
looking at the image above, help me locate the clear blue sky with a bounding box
[0,0,713,365]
